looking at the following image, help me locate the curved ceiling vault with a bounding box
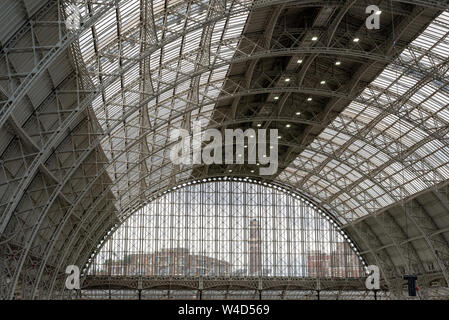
[0,0,449,299]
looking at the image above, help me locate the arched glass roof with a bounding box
[67,1,449,224]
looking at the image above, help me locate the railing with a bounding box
[81,275,375,291]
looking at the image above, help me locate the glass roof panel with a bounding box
[73,0,250,206]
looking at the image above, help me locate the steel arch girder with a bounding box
[58,162,386,271]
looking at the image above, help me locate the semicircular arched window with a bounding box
[88,179,365,278]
